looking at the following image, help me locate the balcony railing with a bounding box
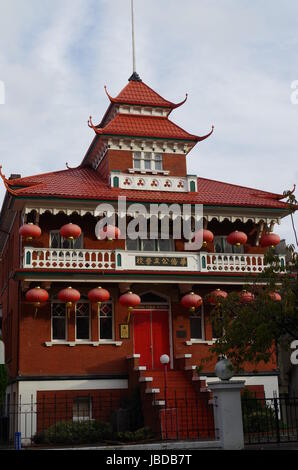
[23,248,115,270]
[23,247,286,273]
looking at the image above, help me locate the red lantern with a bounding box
[239,290,255,304]
[260,233,280,248]
[269,291,281,302]
[60,223,82,240]
[98,225,121,241]
[88,287,110,315]
[227,231,247,247]
[209,289,228,305]
[25,286,49,317]
[119,291,141,322]
[19,223,41,241]
[58,286,81,316]
[193,229,214,248]
[181,292,203,312]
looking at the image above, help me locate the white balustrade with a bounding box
[199,253,286,273]
[23,248,115,270]
[23,248,286,273]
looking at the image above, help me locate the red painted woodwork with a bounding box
[133,309,170,370]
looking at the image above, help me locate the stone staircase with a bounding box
[127,354,214,440]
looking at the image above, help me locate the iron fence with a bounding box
[242,395,298,444]
[0,390,216,447]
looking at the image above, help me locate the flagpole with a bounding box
[131,0,136,73]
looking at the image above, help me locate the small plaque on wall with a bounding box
[176,330,187,338]
[119,324,130,339]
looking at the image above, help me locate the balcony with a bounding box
[23,247,286,273]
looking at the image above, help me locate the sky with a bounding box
[0,0,297,245]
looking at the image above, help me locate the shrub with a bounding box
[34,420,155,446]
[34,420,113,445]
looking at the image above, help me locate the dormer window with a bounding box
[133,152,163,172]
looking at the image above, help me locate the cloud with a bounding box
[0,0,297,244]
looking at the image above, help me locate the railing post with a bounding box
[273,395,281,443]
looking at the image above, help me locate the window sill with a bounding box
[128,168,170,176]
[185,339,215,346]
[45,341,122,347]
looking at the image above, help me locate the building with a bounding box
[0,72,293,440]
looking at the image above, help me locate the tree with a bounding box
[203,188,298,378]
[202,248,298,378]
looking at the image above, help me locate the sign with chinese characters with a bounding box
[119,324,130,339]
[135,256,188,267]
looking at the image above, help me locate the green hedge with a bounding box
[34,420,154,445]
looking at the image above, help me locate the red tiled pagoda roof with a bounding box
[3,166,293,210]
[105,80,187,109]
[90,114,211,142]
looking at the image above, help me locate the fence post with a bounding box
[208,380,245,450]
[273,396,281,443]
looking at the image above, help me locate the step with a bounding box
[152,400,165,406]
[134,366,146,371]
[145,388,160,394]
[126,354,141,359]
[139,377,153,382]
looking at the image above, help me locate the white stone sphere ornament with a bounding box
[160,354,170,365]
[215,357,234,381]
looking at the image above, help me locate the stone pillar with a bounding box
[208,380,245,450]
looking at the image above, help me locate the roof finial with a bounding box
[128,0,142,82]
[131,0,136,74]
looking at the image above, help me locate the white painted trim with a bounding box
[44,341,122,347]
[186,339,215,346]
[126,354,140,359]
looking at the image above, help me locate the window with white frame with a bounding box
[126,238,174,252]
[73,397,92,421]
[133,152,163,171]
[50,230,83,250]
[99,302,113,340]
[51,302,67,341]
[214,236,244,254]
[75,302,91,341]
[190,305,204,340]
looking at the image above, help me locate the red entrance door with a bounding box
[133,309,170,370]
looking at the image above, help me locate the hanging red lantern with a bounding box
[239,290,255,304]
[227,231,247,247]
[19,223,41,241]
[193,229,214,248]
[25,286,49,317]
[98,225,121,241]
[119,291,141,322]
[88,287,110,315]
[181,292,203,312]
[209,289,228,305]
[260,233,280,248]
[58,286,81,316]
[269,291,282,302]
[60,223,82,241]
